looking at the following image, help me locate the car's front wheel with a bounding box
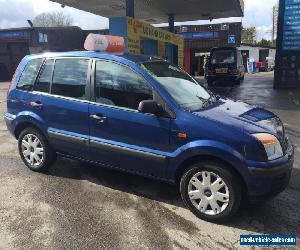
[180,161,242,223]
[18,127,56,172]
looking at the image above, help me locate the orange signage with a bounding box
[84,34,125,53]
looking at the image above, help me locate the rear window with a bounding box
[211,50,235,64]
[17,59,43,91]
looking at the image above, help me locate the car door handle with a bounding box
[30,101,43,108]
[90,114,107,122]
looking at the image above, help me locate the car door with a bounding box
[88,59,172,178]
[12,58,44,126]
[37,58,91,158]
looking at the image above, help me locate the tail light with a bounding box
[7,59,23,98]
[7,73,16,98]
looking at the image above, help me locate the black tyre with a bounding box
[234,79,241,85]
[18,127,56,172]
[180,161,242,223]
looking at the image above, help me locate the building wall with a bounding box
[179,22,242,50]
[0,26,103,79]
[31,27,87,52]
[269,48,276,59]
[178,22,242,74]
[0,29,32,79]
[238,45,276,61]
[239,45,260,61]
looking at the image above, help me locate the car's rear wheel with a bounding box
[18,127,56,172]
[180,161,241,223]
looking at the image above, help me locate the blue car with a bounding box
[5,51,294,223]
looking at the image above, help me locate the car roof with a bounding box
[26,51,162,64]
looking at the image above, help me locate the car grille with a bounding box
[271,171,291,194]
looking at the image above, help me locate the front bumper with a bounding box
[245,143,294,200]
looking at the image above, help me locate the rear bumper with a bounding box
[4,112,15,124]
[245,143,294,200]
[4,112,16,136]
[207,75,239,82]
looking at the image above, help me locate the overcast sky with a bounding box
[0,0,278,40]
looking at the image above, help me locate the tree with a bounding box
[256,39,276,47]
[33,11,73,27]
[242,27,257,44]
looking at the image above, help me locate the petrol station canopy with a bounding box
[51,0,244,23]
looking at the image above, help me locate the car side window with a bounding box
[34,59,54,93]
[51,59,89,100]
[95,60,153,110]
[17,59,43,91]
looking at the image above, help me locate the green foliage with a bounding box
[242,27,256,44]
[256,39,276,48]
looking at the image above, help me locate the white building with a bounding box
[238,43,276,62]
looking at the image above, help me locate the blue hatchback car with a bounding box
[5,51,294,223]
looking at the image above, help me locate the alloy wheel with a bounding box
[188,171,230,215]
[21,134,44,167]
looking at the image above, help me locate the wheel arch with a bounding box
[14,121,45,139]
[13,111,47,140]
[174,155,248,197]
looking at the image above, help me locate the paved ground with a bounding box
[0,72,299,250]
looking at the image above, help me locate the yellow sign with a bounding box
[126,17,184,67]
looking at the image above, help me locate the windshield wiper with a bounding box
[196,95,217,108]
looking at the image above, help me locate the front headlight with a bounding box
[252,133,283,161]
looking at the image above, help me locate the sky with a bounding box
[0,0,278,40]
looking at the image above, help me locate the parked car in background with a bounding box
[5,51,294,223]
[254,58,275,72]
[207,47,245,86]
[255,61,265,72]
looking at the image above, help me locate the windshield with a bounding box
[211,50,235,64]
[140,61,213,111]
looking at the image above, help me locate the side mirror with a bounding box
[138,100,164,116]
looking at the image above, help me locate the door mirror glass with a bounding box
[138,100,164,116]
